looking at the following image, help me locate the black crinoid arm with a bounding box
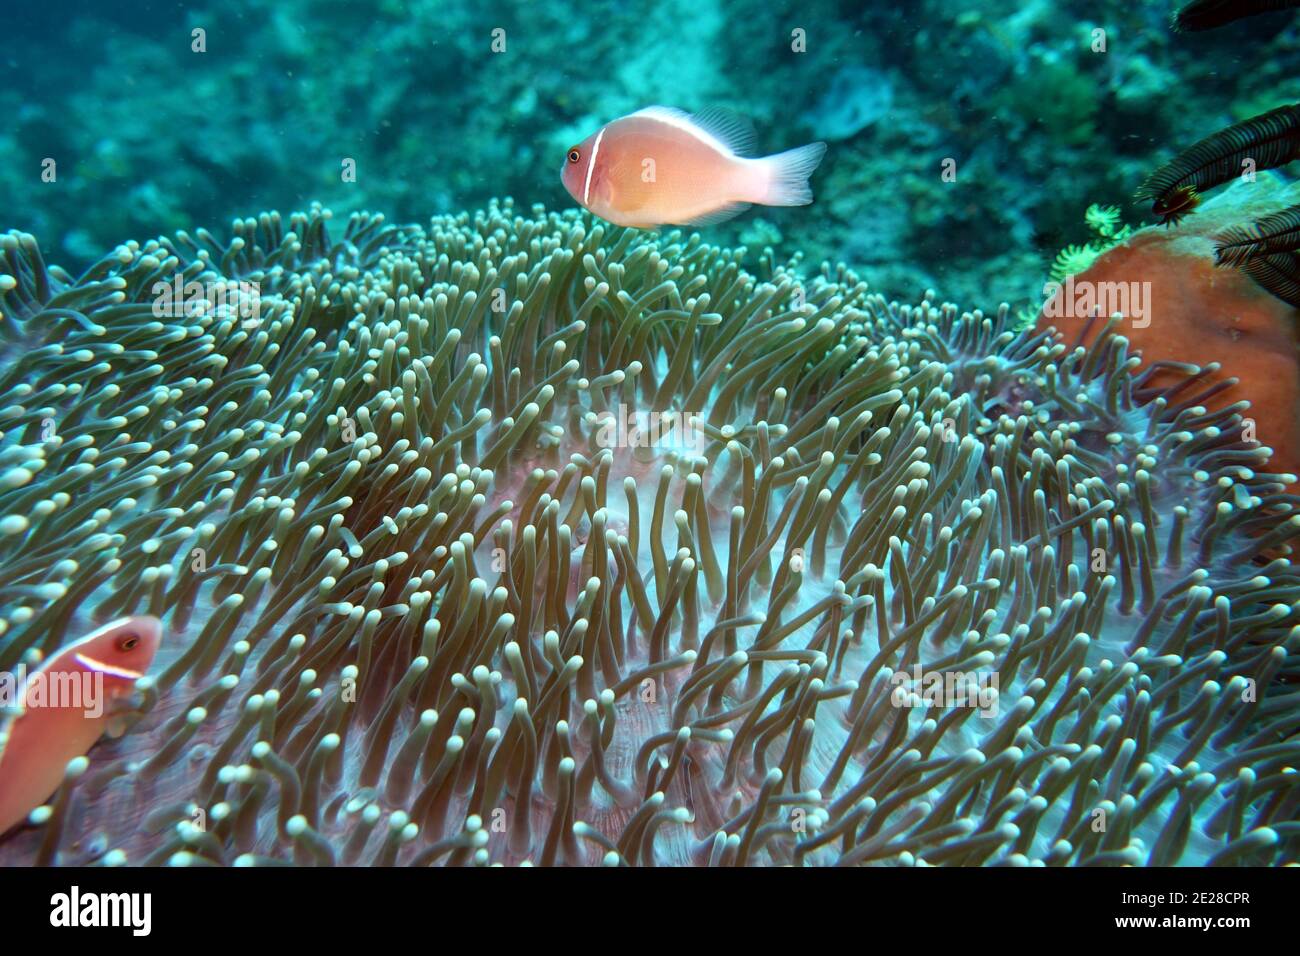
[1137,104,1300,224]
[1215,202,1300,267]
[1173,0,1300,32]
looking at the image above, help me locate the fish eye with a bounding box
[118,634,139,651]
[567,148,581,164]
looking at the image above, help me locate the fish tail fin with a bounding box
[757,142,827,206]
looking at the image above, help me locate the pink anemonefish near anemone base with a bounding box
[561,106,827,229]
[0,615,161,836]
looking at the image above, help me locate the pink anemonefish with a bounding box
[0,615,161,836]
[561,106,827,229]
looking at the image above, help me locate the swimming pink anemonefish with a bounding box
[561,106,827,229]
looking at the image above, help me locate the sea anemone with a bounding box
[0,200,1297,867]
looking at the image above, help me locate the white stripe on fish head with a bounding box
[73,653,146,681]
[583,125,606,206]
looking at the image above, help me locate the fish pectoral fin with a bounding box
[101,686,151,738]
[594,173,616,208]
[103,702,148,739]
[681,202,752,227]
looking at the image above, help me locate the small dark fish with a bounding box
[1173,0,1300,32]
[1136,104,1300,225]
[1215,202,1300,266]
[1241,251,1300,306]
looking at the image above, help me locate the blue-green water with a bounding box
[3,0,1297,306]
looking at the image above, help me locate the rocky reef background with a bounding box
[3,0,1300,310]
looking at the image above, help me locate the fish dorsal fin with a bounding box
[630,106,758,157]
[688,107,758,157]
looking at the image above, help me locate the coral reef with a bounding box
[0,201,1297,866]
[809,66,894,143]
